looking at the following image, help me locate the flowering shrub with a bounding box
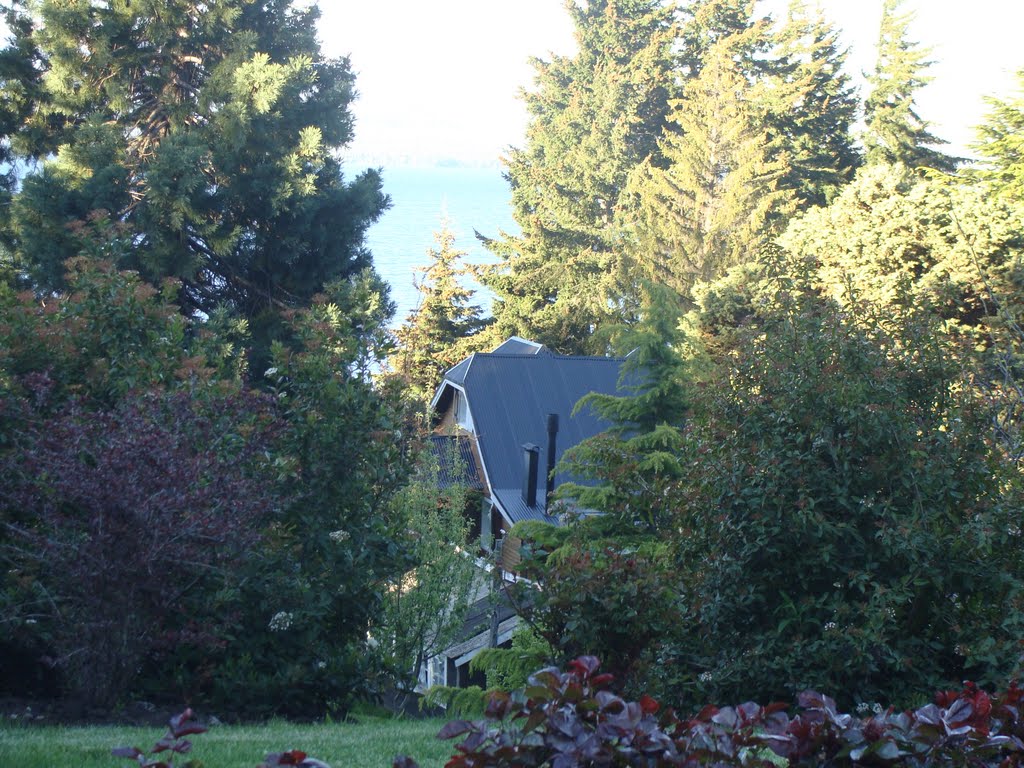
[395,657,1024,768]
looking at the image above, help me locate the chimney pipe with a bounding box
[545,413,559,504]
[521,443,539,507]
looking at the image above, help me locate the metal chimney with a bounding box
[521,443,539,507]
[545,413,559,503]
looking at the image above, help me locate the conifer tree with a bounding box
[863,0,957,173]
[391,222,488,404]
[772,0,860,206]
[558,281,689,533]
[1,0,387,362]
[623,16,794,300]
[482,0,676,354]
[972,69,1024,200]
[676,0,764,78]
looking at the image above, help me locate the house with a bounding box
[419,337,627,690]
[430,336,627,549]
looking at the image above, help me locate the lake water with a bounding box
[367,166,518,326]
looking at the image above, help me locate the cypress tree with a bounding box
[482,0,676,354]
[2,0,387,363]
[863,0,958,173]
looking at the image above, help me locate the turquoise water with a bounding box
[367,166,517,326]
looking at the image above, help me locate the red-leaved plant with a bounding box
[112,709,208,768]
[112,710,332,768]
[394,657,1024,768]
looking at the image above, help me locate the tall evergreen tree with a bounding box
[772,0,860,206]
[558,282,689,533]
[391,222,488,404]
[862,0,957,173]
[481,0,676,354]
[1,0,387,363]
[623,13,794,300]
[971,69,1024,200]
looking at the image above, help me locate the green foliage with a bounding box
[375,448,478,694]
[201,285,410,718]
[0,257,189,409]
[420,685,488,719]
[863,0,957,173]
[772,0,861,206]
[623,8,794,301]
[511,544,680,698]
[470,625,552,692]
[3,0,388,368]
[671,262,1024,708]
[558,283,688,532]
[972,69,1024,200]
[779,163,1024,347]
[481,0,676,353]
[390,222,489,404]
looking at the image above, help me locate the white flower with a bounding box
[329,529,350,543]
[265,367,278,378]
[824,621,837,632]
[872,703,883,714]
[699,671,713,683]
[856,703,870,714]
[269,611,293,632]
[316,660,327,670]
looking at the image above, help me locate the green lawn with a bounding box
[0,716,454,768]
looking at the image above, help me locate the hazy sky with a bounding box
[322,0,1024,168]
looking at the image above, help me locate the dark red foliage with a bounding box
[396,658,1024,768]
[1,390,281,706]
[112,708,207,767]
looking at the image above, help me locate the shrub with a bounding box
[509,544,679,697]
[397,657,1024,768]
[672,264,1024,707]
[0,390,280,708]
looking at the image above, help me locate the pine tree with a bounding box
[863,0,957,173]
[2,0,387,363]
[772,0,860,207]
[391,222,488,403]
[623,14,794,300]
[481,0,676,354]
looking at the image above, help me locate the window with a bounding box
[429,654,447,688]
[481,499,493,551]
[454,390,472,429]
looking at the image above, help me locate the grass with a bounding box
[0,716,454,768]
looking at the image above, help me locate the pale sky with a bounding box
[321,0,1024,168]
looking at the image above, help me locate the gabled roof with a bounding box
[435,340,627,524]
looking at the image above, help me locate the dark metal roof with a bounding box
[444,355,473,387]
[439,344,626,524]
[429,435,484,491]
[491,337,546,356]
